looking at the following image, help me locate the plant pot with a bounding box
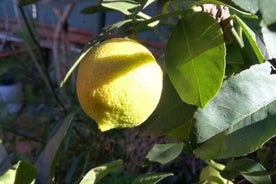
[0,82,23,114]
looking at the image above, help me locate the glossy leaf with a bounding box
[131,173,173,184]
[165,12,225,108]
[262,26,276,59]
[35,112,75,184]
[221,158,271,184]
[234,15,264,63]
[259,0,276,27]
[145,143,184,165]
[139,74,197,137]
[231,0,259,14]
[0,161,36,184]
[192,62,276,159]
[79,159,123,184]
[101,0,148,16]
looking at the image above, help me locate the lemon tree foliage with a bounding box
[139,74,197,137]
[130,173,173,184]
[144,143,184,165]
[80,160,123,184]
[221,158,271,184]
[3,0,276,183]
[165,12,225,108]
[192,62,276,158]
[0,161,36,184]
[199,160,233,184]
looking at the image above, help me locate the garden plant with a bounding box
[0,0,276,184]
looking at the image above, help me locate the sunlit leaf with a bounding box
[192,62,276,159]
[259,0,276,28]
[0,161,36,184]
[221,158,271,184]
[234,15,264,63]
[231,0,259,14]
[79,159,123,184]
[101,0,145,16]
[262,26,276,59]
[131,173,173,184]
[165,12,225,108]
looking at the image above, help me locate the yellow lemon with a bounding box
[76,38,163,131]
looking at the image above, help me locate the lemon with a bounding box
[76,38,163,131]
[199,161,233,184]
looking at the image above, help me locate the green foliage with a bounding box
[192,62,276,159]
[79,159,123,184]
[131,173,173,184]
[144,143,184,165]
[0,161,36,184]
[259,0,276,27]
[139,74,197,137]
[165,12,225,108]
[234,15,264,63]
[231,0,259,14]
[100,0,144,16]
[221,158,271,184]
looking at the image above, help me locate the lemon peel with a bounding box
[76,38,163,131]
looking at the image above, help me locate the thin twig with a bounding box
[52,3,75,83]
[17,5,67,112]
[19,8,44,58]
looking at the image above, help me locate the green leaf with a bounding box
[221,158,271,184]
[101,0,145,16]
[192,62,276,159]
[165,12,225,108]
[79,159,123,184]
[231,0,259,14]
[101,0,156,16]
[0,161,36,184]
[144,143,184,165]
[131,173,173,184]
[262,26,276,59]
[139,74,197,137]
[80,5,113,14]
[14,162,36,184]
[234,15,264,63]
[35,112,75,183]
[18,0,39,7]
[259,0,276,27]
